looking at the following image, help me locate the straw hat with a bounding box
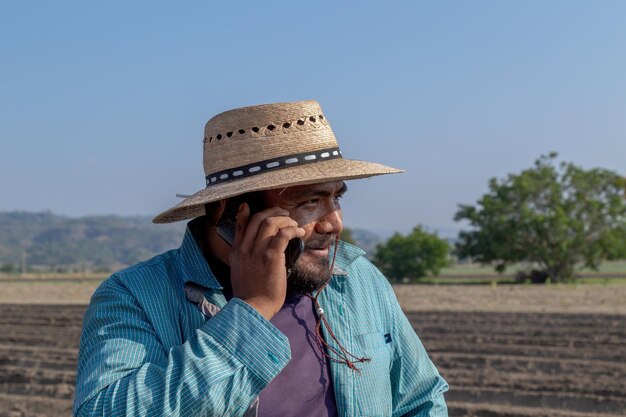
[153,100,403,223]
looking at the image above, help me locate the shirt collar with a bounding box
[177,224,223,289]
[331,240,366,276]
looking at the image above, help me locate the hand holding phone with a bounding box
[216,198,305,320]
[217,197,304,271]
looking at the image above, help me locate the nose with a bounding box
[315,208,343,235]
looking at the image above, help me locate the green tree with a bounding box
[373,226,450,282]
[455,153,626,282]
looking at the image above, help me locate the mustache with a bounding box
[304,235,337,250]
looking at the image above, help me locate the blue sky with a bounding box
[1,1,625,236]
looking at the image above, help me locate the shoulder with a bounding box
[334,241,397,311]
[116,247,179,282]
[91,248,182,304]
[336,241,392,289]
[327,243,404,348]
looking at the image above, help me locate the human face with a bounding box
[262,180,346,294]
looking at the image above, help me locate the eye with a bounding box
[297,198,319,208]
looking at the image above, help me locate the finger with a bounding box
[255,215,300,243]
[240,206,290,251]
[253,217,301,256]
[268,226,306,253]
[233,202,249,248]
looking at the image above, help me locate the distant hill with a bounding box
[0,211,385,273]
[350,228,383,256]
[0,211,186,273]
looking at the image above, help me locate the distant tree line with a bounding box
[0,212,185,273]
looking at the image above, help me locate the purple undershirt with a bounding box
[205,250,338,416]
[257,294,338,417]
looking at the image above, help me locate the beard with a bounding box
[286,236,335,296]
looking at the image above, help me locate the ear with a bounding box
[204,200,227,227]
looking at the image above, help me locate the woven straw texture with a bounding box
[154,100,402,223]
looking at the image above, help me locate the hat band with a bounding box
[205,147,342,187]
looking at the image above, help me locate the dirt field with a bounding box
[0,282,625,416]
[395,283,626,315]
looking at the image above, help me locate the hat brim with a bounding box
[153,158,403,223]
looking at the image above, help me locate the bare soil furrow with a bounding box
[0,302,624,416]
[0,348,77,363]
[432,354,626,379]
[424,341,626,362]
[0,323,82,334]
[442,369,623,398]
[447,401,626,417]
[0,393,72,417]
[431,352,626,372]
[447,386,626,414]
[0,335,77,349]
[409,312,626,333]
[0,343,78,355]
[0,356,77,372]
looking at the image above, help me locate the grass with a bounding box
[408,276,626,286]
[571,276,626,285]
[414,277,516,285]
[438,264,497,276]
[580,260,626,274]
[439,260,626,277]
[2,261,626,287]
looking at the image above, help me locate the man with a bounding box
[74,100,448,416]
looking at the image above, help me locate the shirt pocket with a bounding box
[353,332,393,417]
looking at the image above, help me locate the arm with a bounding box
[385,284,449,417]
[74,204,304,417]
[73,282,291,417]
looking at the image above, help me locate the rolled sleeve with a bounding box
[199,297,291,385]
[74,285,291,417]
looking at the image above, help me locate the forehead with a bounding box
[265,180,347,200]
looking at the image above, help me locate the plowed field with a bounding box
[1,284,625,416]
[410,311,626,417]
[0,305,82,417]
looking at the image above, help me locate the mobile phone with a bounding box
[216,195,304,271]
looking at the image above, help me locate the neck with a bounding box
[190,218,232,283]
[205,227,231,267]
[202,229,234,297]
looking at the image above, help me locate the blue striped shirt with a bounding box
[74,228,448,416]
